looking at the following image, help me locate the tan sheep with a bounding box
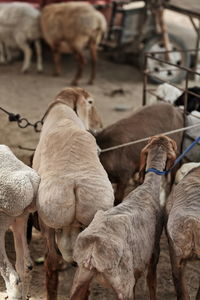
[32,87,114,300]
[40,2,107,85]
[166,163,200,299]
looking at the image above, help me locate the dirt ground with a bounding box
[0,9,200,300]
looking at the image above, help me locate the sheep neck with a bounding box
[144,146,167,199]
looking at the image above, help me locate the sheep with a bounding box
[96,102,184,205]
[32,87,114,300]
[174,162,200,184]
[0,2,43,72]
[148,83,182,105]
[165,163,200,299]
[70,134,177,300]
[0,144,40,300]
[40,2,107,85]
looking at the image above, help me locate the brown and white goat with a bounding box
[96,102,184,205]
[40,2,107,85]
[70,135,177,300]
[32,87,114,300]
[166,163,200,300]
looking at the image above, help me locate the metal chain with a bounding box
[0,106,44,132]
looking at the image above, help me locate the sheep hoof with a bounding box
[70,80,78,87]
[87,80,94,85]
[53,71,60,77]
[37,69,43,74]
[21,68,29,74]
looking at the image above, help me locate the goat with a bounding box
[96,102,184,205]
[0,2,43,72]
[0,145,40,300]
[40,2,107,85]
[70,135,177,300]
[174,86,200,113]
[32,87,114,300]
[166,162,200,299]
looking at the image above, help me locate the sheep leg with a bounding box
[0,42,6,63]
[196,281,200,300]
[0,213,22,300]
[70,265,94,300]
[52,47,62,76]
[147,248,160,300]
[169,242,189,300]
[42,225,60,300]
[34,39,43,73]
[18,41,32,73]
[114,179,128,205]
[71,49,86,86]
[88,40,97,85]
[12,213,33,299]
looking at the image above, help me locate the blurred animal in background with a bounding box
[40,2,107,85]
[148,83,182,105]
[174,86,200,113]
[0,2,43,72]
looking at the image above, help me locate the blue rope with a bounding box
[146,136,200,176]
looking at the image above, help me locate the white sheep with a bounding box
[148,83,182,105]
[0,2,43,72]
[70,135,177,300]
[0,145,40,300]
[32,87,114,300]
[166,163,200,299]
[40,2,107,85]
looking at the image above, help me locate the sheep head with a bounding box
[139,135,177,184]
[53,87,103,132]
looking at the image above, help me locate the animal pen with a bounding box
[142,47,200,162]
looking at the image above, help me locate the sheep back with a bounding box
[0,145,40,216]
[41,2,107,52]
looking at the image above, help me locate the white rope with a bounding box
[100,122,200,153]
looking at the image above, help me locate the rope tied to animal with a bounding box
[146,135,200,176]
[0,106,45,132]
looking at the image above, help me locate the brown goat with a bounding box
[96,102,184,205]
[40,2,107,86]
[70,135,177,300]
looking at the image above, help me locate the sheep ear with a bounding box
[138,148,148,184]
[75,95,90,130]
[89,106,103,133]
[166,138,177,170]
